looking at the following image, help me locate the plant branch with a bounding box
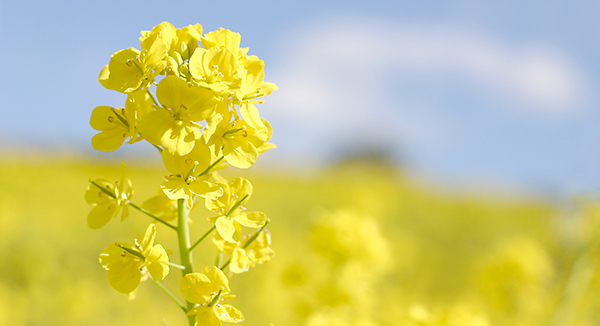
[190,225,216,252]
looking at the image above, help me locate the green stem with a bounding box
[129,202,177,230]
[169,262,186,270]
[177,199,196,326]
[198,156,225,177]
[147,89,160,107]
[220,221,269,270]
[190,225,216,252]
[150,275,187,313]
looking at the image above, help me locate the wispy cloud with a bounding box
[263,16,589,167]
[270,16,587,119]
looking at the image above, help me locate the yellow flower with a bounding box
[213,229,274,273]
[203,106,274,169]
[99,22,177,93]
[138,75,218,156]
[172,24,204,61]
[85,163,133,229]
[235,59,278,103]
[139,22,177,59]
[189,46,241,95]
[201,28,242,57]
[181,266,244,326]
[160,139,223,207]
[98,47,165,93]
[99,224,170,294]
[206,177,267,243]
[90,91,153,152]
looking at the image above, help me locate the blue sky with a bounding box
[1,0,599,197]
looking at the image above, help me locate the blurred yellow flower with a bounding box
[213,229,274,273]
[85,163,133,229]
[142,190,178,221]
[99,224,170,294]
[181,266,244,326]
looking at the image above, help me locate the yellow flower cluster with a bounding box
[90,21,276,168]
[86,21,277,326]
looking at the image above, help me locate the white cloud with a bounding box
[261,16,590,171]
[268,16,587,122]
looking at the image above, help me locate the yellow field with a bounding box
[0,154,598,325]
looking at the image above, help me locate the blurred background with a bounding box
[2,0,600,325]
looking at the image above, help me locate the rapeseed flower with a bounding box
[206,177,266,242]
[99,22,175,93]
[160,139,223,207]
[90,91,153,152]
[99,224,170,294]
[138,75,218,155]
[189,46,241,95]
[181,266,244,326]
[203,106,274,169]
[213,229,274,273]
[85,164,133,229]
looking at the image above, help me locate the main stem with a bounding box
[177,199,196,326]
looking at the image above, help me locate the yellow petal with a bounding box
[188,306,222,326]
[235,211,266,228]
[205,266,231,293]
[107,258,142,293]
[214,304,244,323]
[142,223,157,248]
[146,244,170,281]
[224,140,258,169]
[180,272,213,304]
[91,130,127,152]
[230,247,252,274]
[160,178,191,201]
[216,217,240,243]
[99,48,143,93]
[189,180,223,199]
[87,202,118,229]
